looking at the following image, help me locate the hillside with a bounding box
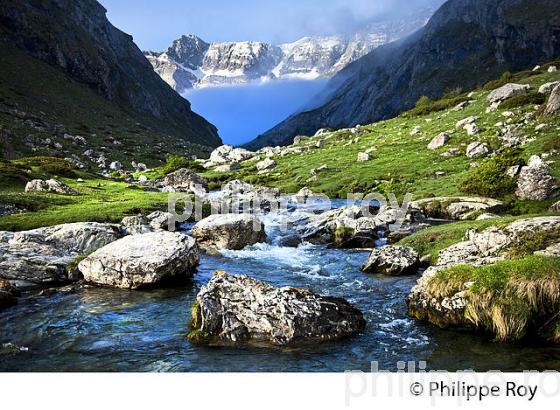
[201,62,560,209]
[246,0,560,150]
[0,0,221,164]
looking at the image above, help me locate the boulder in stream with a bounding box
[188,271,366,346]
[79,231,199,289]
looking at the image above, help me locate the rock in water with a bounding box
[516,155,557,200]
[78,232,199,289]
[188,271,366,346]
[162,168,208,195]
[544,84,560,116]
[191,214,266,250]
[0,222,123,290]
[361,246,419,275]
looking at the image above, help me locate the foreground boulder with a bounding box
[407,216,560,341]
[410,197,503,220]
[0,223,123,290]
[78,231,199,289]
[516,155,557,200]
[25,179,78,195]
[162,168,208,195]
[361,246,419,276]
[188,271,366,346]
[191,214,266,250]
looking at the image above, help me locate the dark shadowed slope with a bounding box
[246,0,560,150]
[0,0,221,161]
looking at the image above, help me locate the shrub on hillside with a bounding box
[459,149,525,197]
[499,92,546,109]
[163,155,204,174]
[16,156,76,178]
[404,95,469,117]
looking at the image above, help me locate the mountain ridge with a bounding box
[0,0,221,161]
[245,0,560,150]
[145,6,439,92]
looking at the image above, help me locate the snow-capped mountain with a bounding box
[145,8,437,92]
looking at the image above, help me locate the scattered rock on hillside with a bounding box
[162,168,208,195]
[410,197,503,220]
[109,161,122,171]
[548,66,558,73]
[79,231,199,289]
[292,187,316,203]
[549,200,560,212]
[516,155,557,200]
[357,152,371,162]
[361,246,419,276]
[188,271,366,346]
[256,158,276,171]
[191,214,266,250]
[427,132,450,150]
[25,179,78,195]
[538,81,560,94]
[487,83,530,104]
[465,141,490,158]
[314,128,332,137]
[456,116,479,129]
[465,123,481,136]
[544,84,560,116]
[0,223,124,290]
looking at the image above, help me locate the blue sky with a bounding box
[99,0,441,50]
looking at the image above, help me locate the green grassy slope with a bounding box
[201,63,560,202]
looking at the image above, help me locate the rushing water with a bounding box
[1,201,560,372]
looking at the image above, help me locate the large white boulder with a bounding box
[79,231,199,289]
[191,214,266,250]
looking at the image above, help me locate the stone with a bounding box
[548,66,558,73]
[506,165,521,177]
[357,152,370,162]
[109,161,122,171]
[549,200,560,212]
[538,81,560,94]
[360,246,419,276]
[310,164,328,175]
[121,215,152,235]
[544,84,560,116]
[291,187,315,203]
[25,179,78,195]
[147,211,174,230]
[188,271,365,346]
[191,214,266,250]
[487,83,530,103]
[162,168,208,195]
[209,145,233,164]
[410,197,503,220]
[410,126,421,136]
[79,231,199,289]
[456,116,479,129]
[465,123,481,136]
[256,158,276,171]
[293,135,308,144]
[440,148,461,158]
[516,155,557,200]
[138,175,148,183]
[427,132,450,150]
[0,223,123,290]
[313,128,332,137]
[465,141,490,158]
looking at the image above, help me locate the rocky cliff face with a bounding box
[0,0,221,148]
[145,7,437,92]
[247,0,560,150]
